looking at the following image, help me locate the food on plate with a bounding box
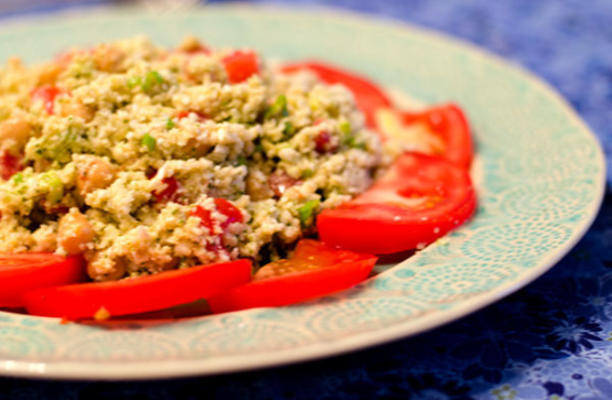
[0,36,476,319]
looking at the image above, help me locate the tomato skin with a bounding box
[280,61,392,128]
[399,103,473,169]
[207,239,377,313]
[0,254,86,308]
[317,152,476,254]
[24,259,252,319]
[221,51,259,84]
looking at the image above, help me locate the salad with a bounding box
[0,36,476,320]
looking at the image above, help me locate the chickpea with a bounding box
[60,100,94,122]
[76,157,116,196]
[58,209,94,255]
[37,63,63,85]
[92,44,125,72]
[0,117,31,150]
[86,253,126,281]
[177,35,204,52]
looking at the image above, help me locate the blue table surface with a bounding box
[1,0,611,398]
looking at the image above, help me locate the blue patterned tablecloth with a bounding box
[1,0,611,398]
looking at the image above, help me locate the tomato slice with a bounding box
[207,239,377,313]
[280,61,392,128]
[317,152,476,254]
[221,51,259,84]
[0,254,86,308]
[396,104,473,169]
[24,259,252,319]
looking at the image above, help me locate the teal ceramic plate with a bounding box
[0,4,605,380]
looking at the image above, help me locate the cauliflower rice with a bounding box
[0,36,384,281]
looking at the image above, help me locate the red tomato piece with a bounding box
[0,150,23,180]
[0,254,86,308]
[207,239,377,313]
[24,259,252,319]
[153,177,180,203]
[191,199,244,233]
[280,61,392,128]
[317,152,476,254]
[399,104,473,169]
[176,110,208,121]
[221,51,259,84]
[214,198,244,228]
[191,205,215,233]
[30,85,64,115]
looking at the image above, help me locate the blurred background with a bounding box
[0,1,611,399]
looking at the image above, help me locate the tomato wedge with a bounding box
[0,253,86,308]
[397,104,473,169]
[221,51,259,84]
[317,152,476,254]
[207,239,377,313]
[280,61,392,128]
[24,259,252,319]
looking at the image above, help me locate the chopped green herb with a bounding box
[42,172,63,204]
[166,118,176,130]
[283,121,295,137]
[339,121,351,136]
[141,133,156,152]
[254,143,263,153]
[265,94,288,119]
[297,199,320,227]
[301,169,314,179]
[237,155,247,166]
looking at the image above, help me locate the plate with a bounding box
[0,4,605,379]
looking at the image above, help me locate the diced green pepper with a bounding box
[142,70,164,93]
[42,172,64,204]
[127,76,142,89]
[141,133,156,152]
[339,121,351,136]
[11,172,23,185]
[297,199,320,227]
[265,94,288,119]
[166,118,175,130]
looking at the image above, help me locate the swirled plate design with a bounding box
[0,5,605,379]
